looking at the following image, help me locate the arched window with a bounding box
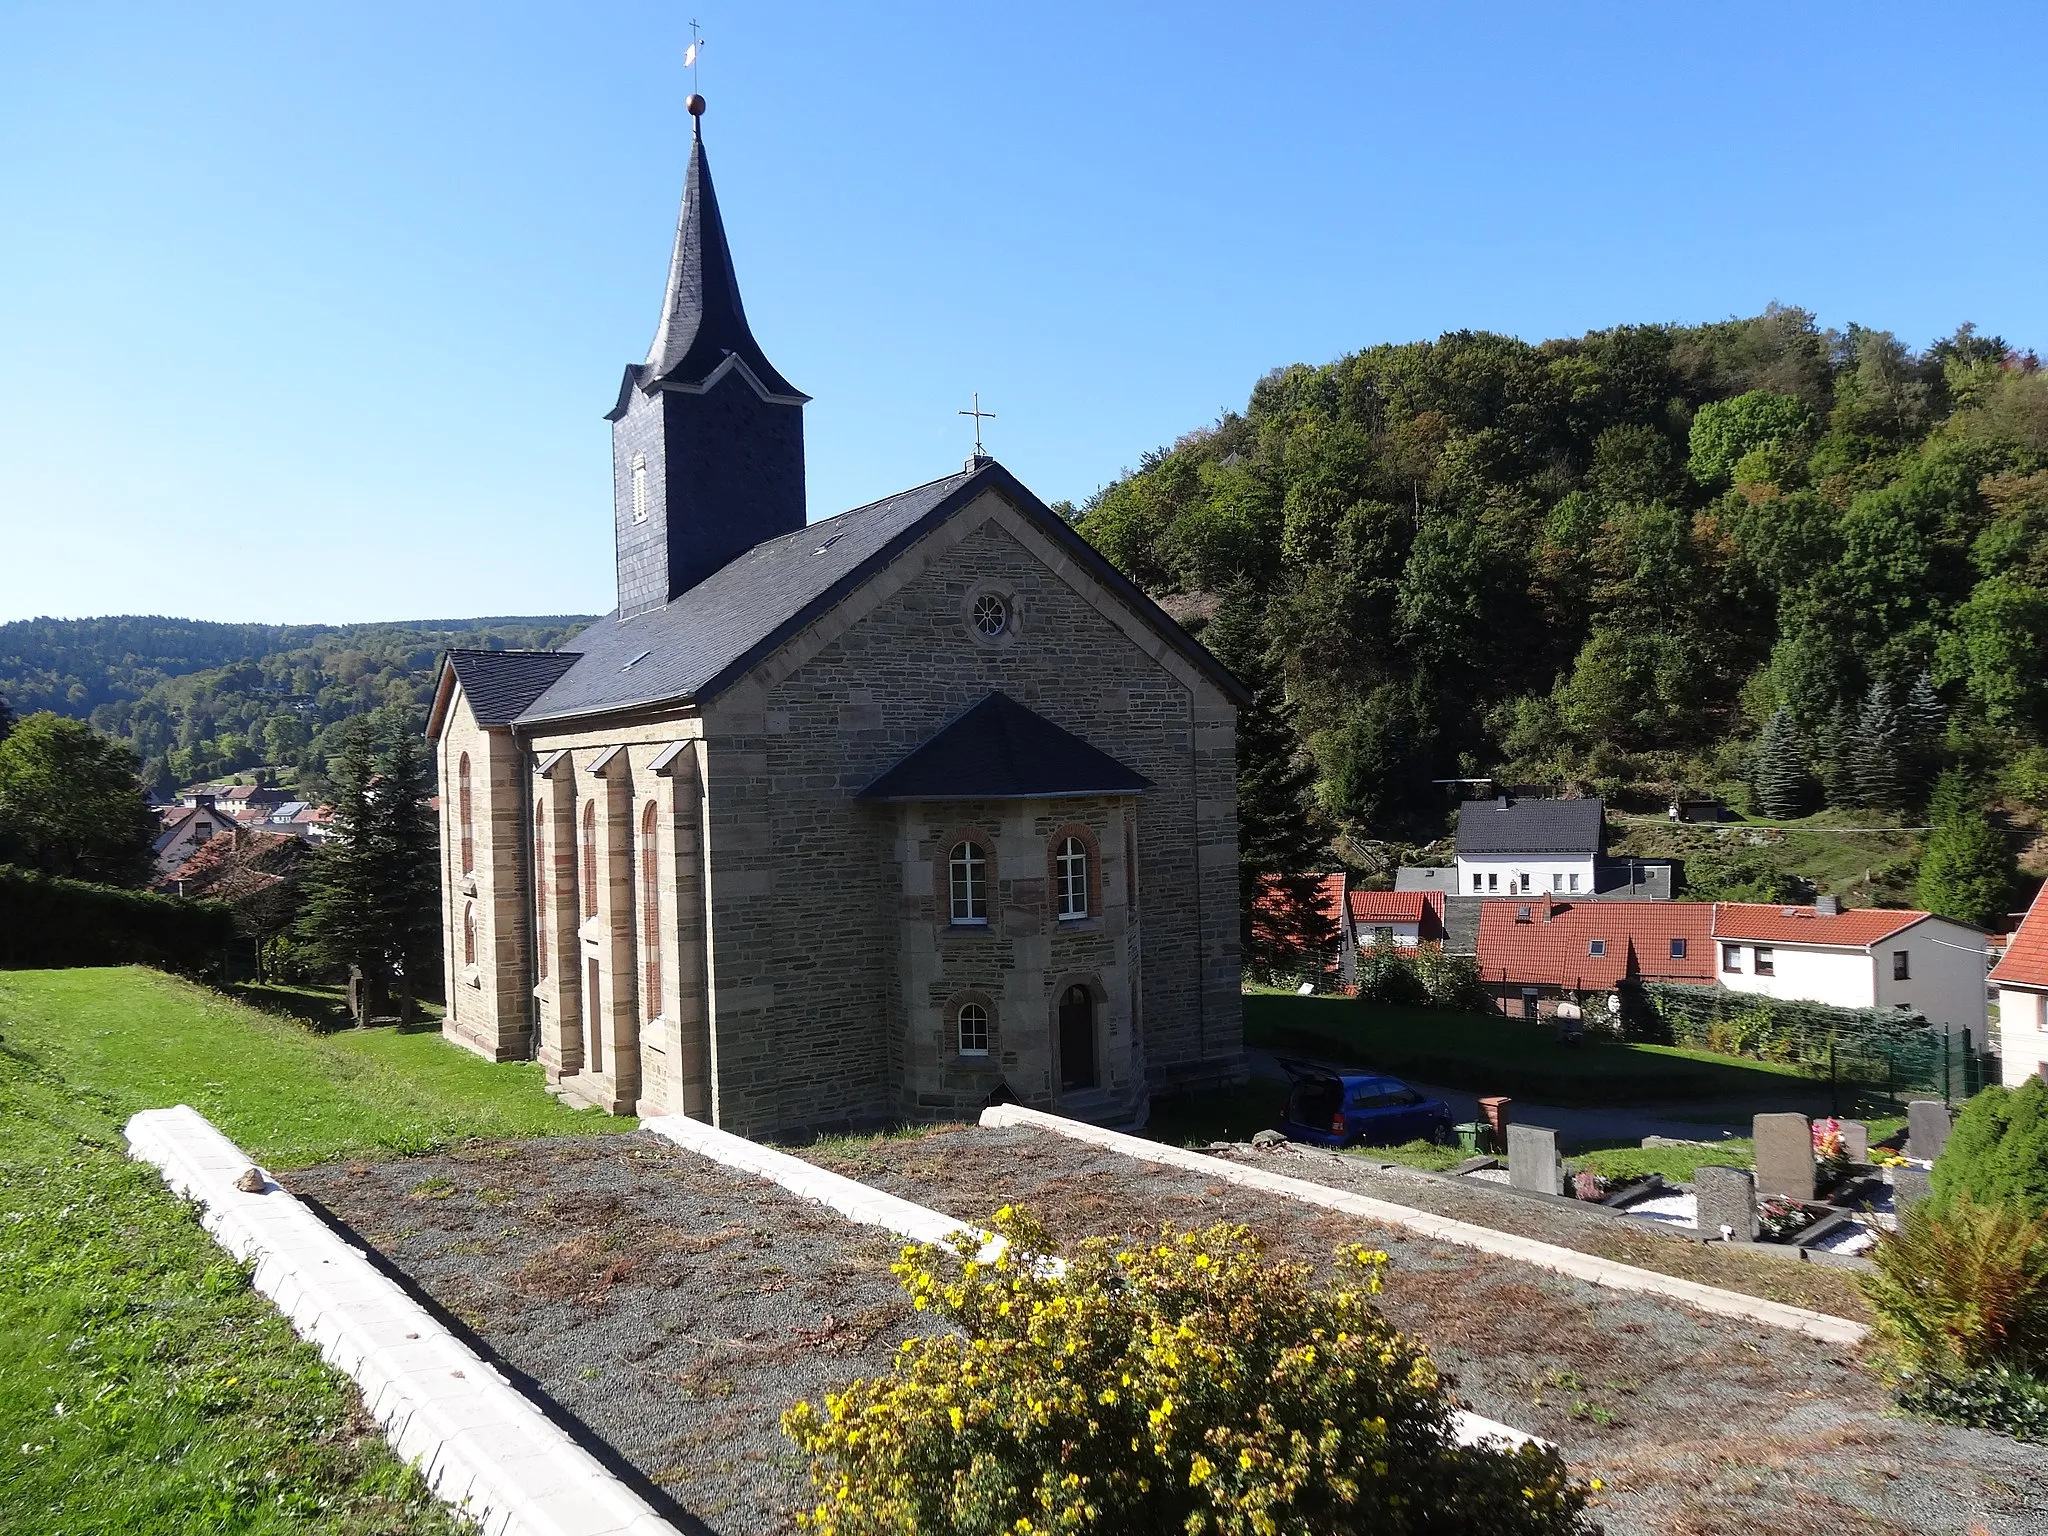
[1055,835,1089,920]
[533,804,549,981]
[640,801,661,1022]
[957,1001,990,1056]
[458,753,474,874]
[581,800,598,918]
[463,900,477,966]
[949,840,988,924]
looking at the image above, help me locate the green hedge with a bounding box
[0,864,233,972]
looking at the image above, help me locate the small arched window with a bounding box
[458,753,474,874]
[1055,835,1089,920]
[958,1001,990,1056]
[949,840,988,925]
[463,900,477,966]
[533,804,549,980]
[640,802,661,1022]
[581,800,598,918]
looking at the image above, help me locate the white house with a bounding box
[1455,795,1601,897]
[1712,901,1988,1039]
[1990,884,2048,1086]
[151,798,228,876]
[1347,888,1447,950]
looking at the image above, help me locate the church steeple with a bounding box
[608,96,808,618]
[642,107,803,401]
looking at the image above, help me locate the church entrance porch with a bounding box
[1058,984,1097,1092]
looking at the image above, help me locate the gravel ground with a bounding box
[287,1134,947,1536]
[798,1123,2048,1536]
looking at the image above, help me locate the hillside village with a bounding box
[6,14,2048,1536]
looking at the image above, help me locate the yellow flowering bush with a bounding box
[782,1208,1590,1535]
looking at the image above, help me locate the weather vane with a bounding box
[685,19,706,97]
[959,391,996,462]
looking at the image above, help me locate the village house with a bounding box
[1991,883,2048,1085]
[1346,888,1447,951]
[1398,794,1673,902]
[425,100,1245,1138]
[1712,900,1988,1038]
[152,797,229,876]
[1475,897,1716,1019]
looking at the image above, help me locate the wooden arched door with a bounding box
[1059,984,1096,1092]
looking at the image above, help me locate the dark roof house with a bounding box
[1456,796,1605,859]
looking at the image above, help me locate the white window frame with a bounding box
[631,453,649,523]
[949,841,988,925]
[1568,872,1580,892]
[1056,836,1089,920]
[958,1001,990,1056]
[1722,943,1742,973]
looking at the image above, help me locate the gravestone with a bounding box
[1506,1124,1562,1195]
[1836,1119,1870,1162]
[1907,1100,1952,1163]
[1891,1166,1932,1217]
[1752,1113,1816,1201]
[1695,1165,1758,1242]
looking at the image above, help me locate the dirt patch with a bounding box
[795,1122,2048,1536]
[288,1134,947,1536]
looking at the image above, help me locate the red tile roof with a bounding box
[1991,884,2048,989]
[1710,903,1932,947]
[1476,899,1716,991]
[1348,890,1432,923]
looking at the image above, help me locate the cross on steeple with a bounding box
[958,391,996,466]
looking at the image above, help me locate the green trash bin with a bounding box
[1454,1122,1487,1154]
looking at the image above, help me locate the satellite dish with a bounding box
[1606,994,1622,1016]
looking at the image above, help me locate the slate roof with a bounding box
[856,692,1150,802]
[1991,884,2048,989]
[1455,797,1605,858]
[624,115,803,408]
[1476,899,1716,991]
[513,458,1250,728]
[1710,903,1941,947]
[444,650,581,726]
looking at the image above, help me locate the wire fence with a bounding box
[1635,981,1995,1111]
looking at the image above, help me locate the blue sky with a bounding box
[3,2,2044,625]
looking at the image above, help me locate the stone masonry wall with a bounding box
[698,504,1242,1137]
[436,693,533,1062]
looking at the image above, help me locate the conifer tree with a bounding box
[1752,707,1816,819]
[1850,680,1906,813]
[1203,594,1338,981]
[1902,671,1947,806]
[297,719,441,1020]
[1916,770,2011,928]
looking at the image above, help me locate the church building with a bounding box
[425,99,1245,1136]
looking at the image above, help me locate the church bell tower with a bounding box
[606,95,808,618]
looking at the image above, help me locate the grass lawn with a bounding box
[0,966,631,1167]
[0,964,641,1533]
[1245,991,1823,1107]
[0,989,468,1533]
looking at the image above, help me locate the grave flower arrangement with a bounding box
[1812,1118,1851,1185]
[783,1206,1593,1534]
[1757,1195,1816,1242]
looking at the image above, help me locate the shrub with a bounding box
[1356,933,1425,1006]
[1896,1364,2048,1441]
[1861,1196,2048,1383]
[783,1209,1591,1536]
[0,862,233,972]
[1935,1078,2048,1219]
[1412,943,1489,1012]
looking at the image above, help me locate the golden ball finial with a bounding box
[686,93,706,117]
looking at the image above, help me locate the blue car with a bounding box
[1274,1060,1454,1148]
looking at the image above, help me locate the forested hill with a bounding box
[1078,307,2048,841]
[0,614,590,797]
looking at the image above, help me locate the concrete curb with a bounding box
[124,1106,680,1536]
[641,1113,995,1254]
[979,1103,1870,1348]
[646,1113,1547,1453]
